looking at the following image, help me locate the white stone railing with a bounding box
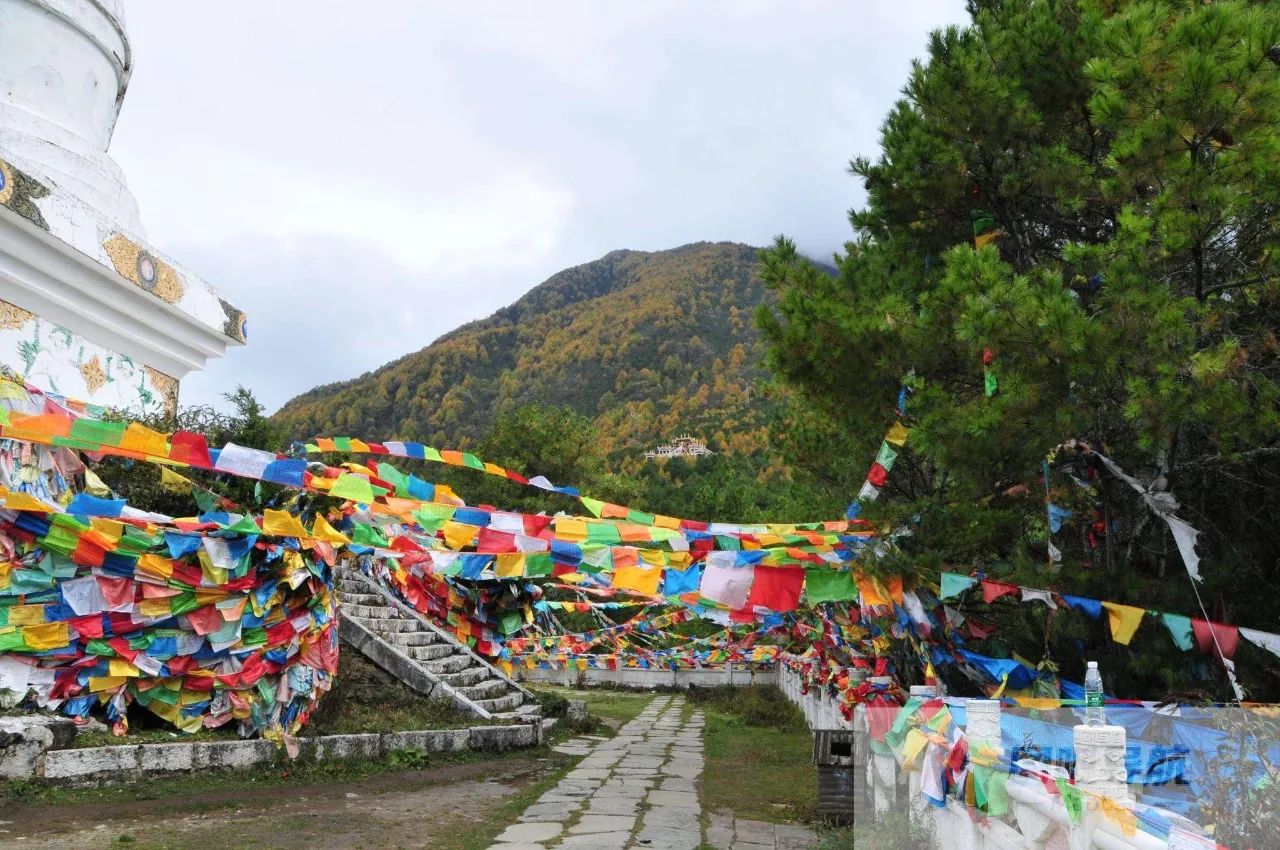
[514,661,775,690]
[777,655,1208,850]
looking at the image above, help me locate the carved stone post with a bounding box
[851,701,870,821]
[1074,725,1127,800]
[966,699,1003,751]
[1071,724,1127,850]
[867,676,898,819]
[906,686,938,838]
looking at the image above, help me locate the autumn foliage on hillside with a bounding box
[272,242,841,521]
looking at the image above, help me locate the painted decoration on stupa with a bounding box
[0,299,178,415]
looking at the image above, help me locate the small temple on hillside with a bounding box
[0,0,244,413]
[644,435,715,460]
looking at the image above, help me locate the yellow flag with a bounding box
[901,729,930,768]
[108,659,141,678]
[262,509,309,538]
[160,467,193,493]
[87,675,127,693]
[974,230,1001,249]
[612,563,661,596]
[84,468,113,497]
[0,490,52,513]
[495,554,525,578]
[311,515,351,545]
[442,520,478,550]
[137,553,175,581]
[885,422,910,447]
[1102,602,1146,645]
[90,518,124,543]
[22,622,70,651]
[1099,796,1137,836]
[554,517,589,542]
[121,422,169,457]
[8,605,47,625]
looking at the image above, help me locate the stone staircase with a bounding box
[335,568,541,722]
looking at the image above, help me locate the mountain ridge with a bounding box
[271,241,778,461]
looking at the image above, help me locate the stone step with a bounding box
[336,580,381,596]
[404,643,454,662]
[341,603,391,619]
[438,665,488,687]
[337,570,537,722]
[459,678,511,702]
[476,693,526,714]
[359,617,420,633]
[386,631,442,647]
[424,655,475,675]
[338,592,386,607]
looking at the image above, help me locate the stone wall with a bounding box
[0,715,547,785]
[513,663,776,691]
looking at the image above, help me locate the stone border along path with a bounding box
[489,694,705,850]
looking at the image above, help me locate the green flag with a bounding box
[940,572,977,600]
[804,569,858,602]
[1056,778,1083,824]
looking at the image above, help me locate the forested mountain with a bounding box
[273,242,777,465]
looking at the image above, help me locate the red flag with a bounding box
[1192,620,1240,659]
[981,580,1019,604]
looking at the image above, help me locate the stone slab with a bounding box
[43,745,140,780]
[568,814,635,834]
[493,822,562,843]
[138,743,194,773]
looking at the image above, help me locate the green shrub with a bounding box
[386,747,431,770]
[537,690,569,718]
[685,685,805,732]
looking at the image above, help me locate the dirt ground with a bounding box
[0,758,555,850]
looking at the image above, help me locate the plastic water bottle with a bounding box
[1084,661,1106,726]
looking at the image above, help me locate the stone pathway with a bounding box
[488,695,818,850]
[488,694,703,850]
[706,810,819,850]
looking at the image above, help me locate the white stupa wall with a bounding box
[0,0,245,415]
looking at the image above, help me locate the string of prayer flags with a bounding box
[938,571,1280,668]
[852,418,912,512]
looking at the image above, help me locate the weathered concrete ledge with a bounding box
[6,720,547,785]
[514,663,776,690]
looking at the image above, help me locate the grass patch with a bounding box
[532,686,655,726]
[693,684,817,824]
[818,811,930,849]
[685,684,803,731]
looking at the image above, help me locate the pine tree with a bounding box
[760,0,1280,697]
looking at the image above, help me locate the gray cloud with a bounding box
[109,1,967,412]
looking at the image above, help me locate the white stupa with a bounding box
[0,0,245,414]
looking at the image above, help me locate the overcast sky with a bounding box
[110,1,967,413]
